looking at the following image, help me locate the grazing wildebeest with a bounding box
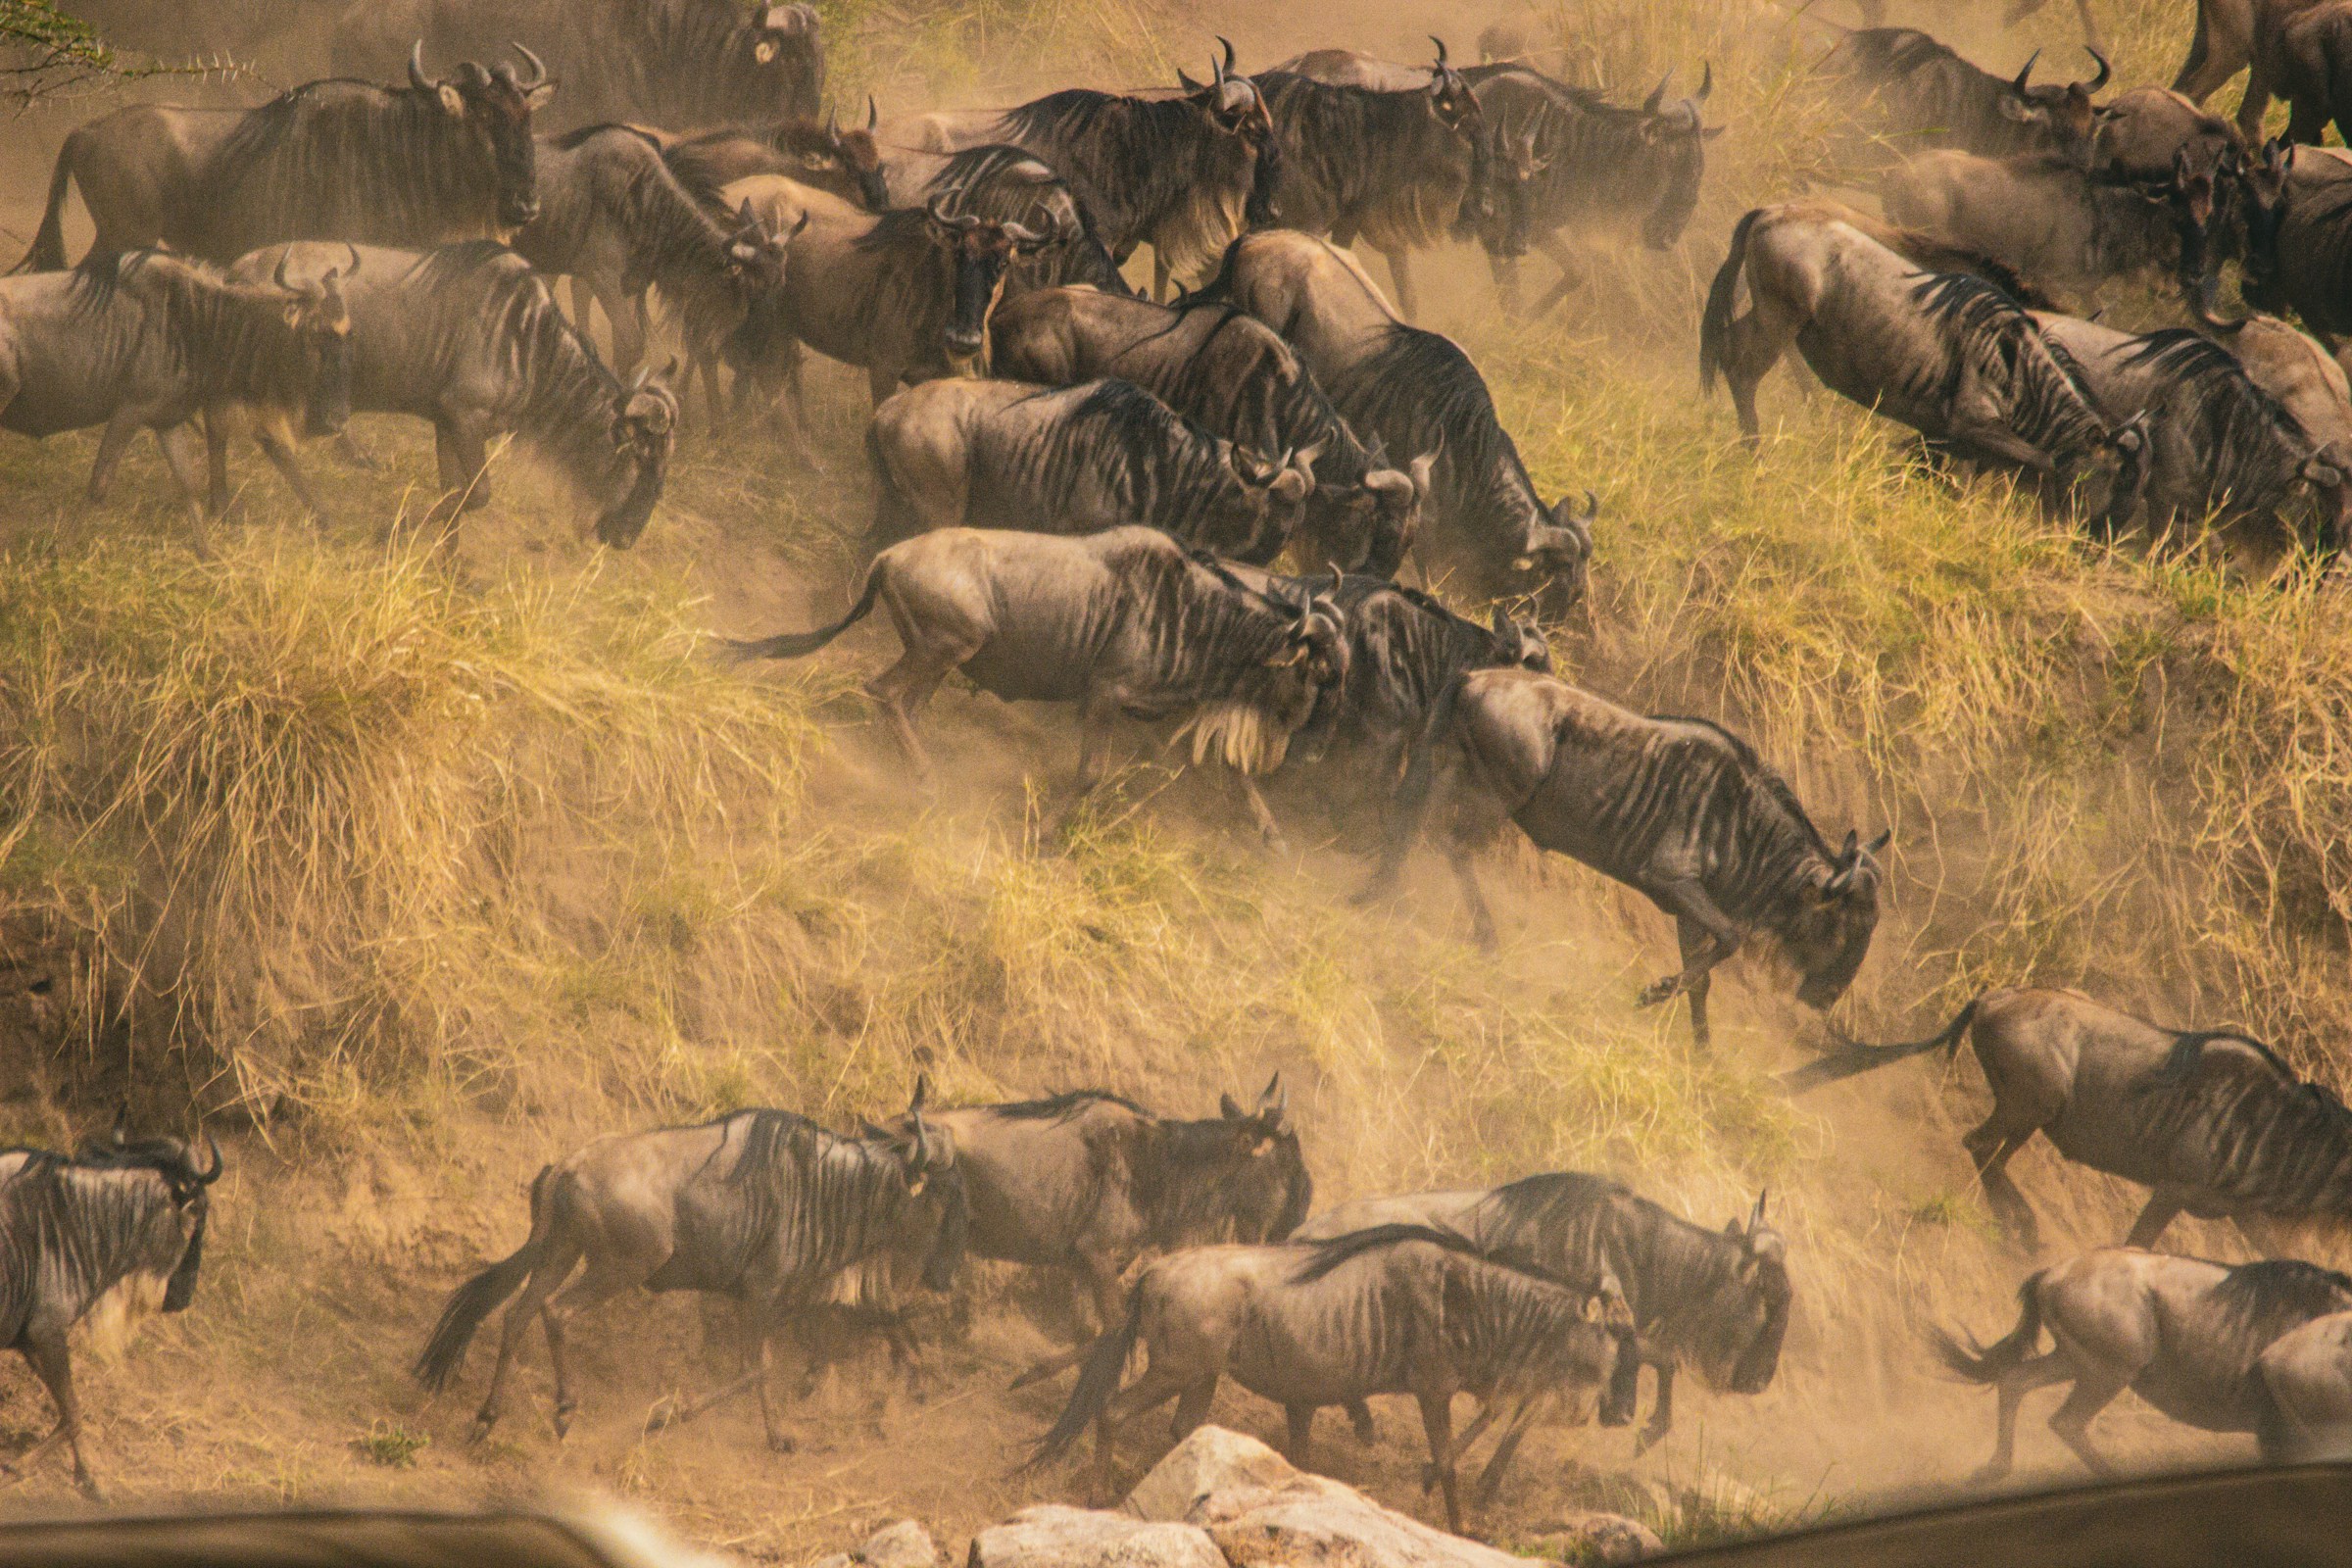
[1788,987,2352,1255]
[2200,308,2352,461]
[208,242,677,544]
[1814,29,2108,164]
[2255,1308,2352,1458]
[861,378,1319,567]
[16,44,552,271]
[1296,1179,1788,1468]
[1936,1249,2352,1481]
[1,249,354,547]
[1700,208,2149,529]
[1460,63,1717,318]
[0,1133,221,1497]
[1364,667,1888,1049]
[515,123,796,410]
[413,1090,964,1449]
[332,0,820,132]
[907,39,1278,300]
[1200,229,1593,612]
[874,145,1132,295]
[1879,149,2211,304]
[1254,39,1487,320]
[1032,1226,1640,1531]
[987,286,1423,573]
[724,528,1348,842]
[2030,315,2349,559]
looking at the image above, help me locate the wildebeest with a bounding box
[2233,140,2352,347]
[664,104,892,215]
[16,45,552,271]
[1936,1249,2352,1481]
[2030,314,2349,561]
[1032,1225,1639,1532]
[1,248,354,547]
[907,39,1277,300]
[0,1132,221,1497]
[874,145,1131,295]
[1814,29,2109,164]
[2202,308,2352,461]
[1363,666,1888,1049]
[2173,0,2334,134]
[2264,1,2352,145]
[987,286,1423,573]
[1788,987,2352,1255]
[1460,64,1717,318]
[1200,229,1593,612]
[413,1090,964,1448]
[2088,86,2245,182]
[1296,1177,1788,1465]
[207,242,677,544]
[724,528,1347,842]
[332,0,820,132]
[1254,39,1487,320]
[1700,208,2148,529]
[2255,1308,2352,1458]
[861,378,1318,565]
[1745,196,2060,307]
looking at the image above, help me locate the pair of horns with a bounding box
[1640,62,1712,115]
[271,243,362,292]
[411,39,544,92]
[2013,45,2109,94]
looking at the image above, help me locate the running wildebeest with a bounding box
[987,286,1425,574]
[1814,29,2109,165]
[332,0,820,132]
[1297,1176,1789,1465]
[860,378,1320,567]
[1788,987,2352,1254]
[0,1132,221,1497]
[1363,666,1888,1049]
[414,1089,964,1449]
[207,242,677,544]
[1254,38,1487,320]
[2255,1307,2352,1459]
[1032,1226,1640,1532]
[1200,229,1593,612]
[16,44,552,271]
[1936,1248,2352,1481]
[1460,63,1718,318]
[2030,314,2349,561]
[1701,207,2148,528]
[906,39,1278,300]
[1,248,354,549]
[726,528,1346,825]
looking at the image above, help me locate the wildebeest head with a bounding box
[273,244,360,438]
[1227,442,1322,559]
[408,42,554,231]
[1487,602,1552,673]
[84,1128,223,1316]
[725,198,802,300]
[1476,118,1557,260]
[1715,1193,1789,1396]
[1632,65,1719,252]
[924,197,1054,373]
[1212,1072,1314,1240]
[2237,138,2298,316]
[1510,489,1596,614]
[1180,38,1282,226]
[1422,36,1482,137]
[739,4,823,117]
[1321,450,1430,578]
[1784,828,1890,1011]
[596,362,680,548]
[1995,47,2110,161]
[865,1077,969,1293]
[2063,413,2152,535]
[814,97,890,210]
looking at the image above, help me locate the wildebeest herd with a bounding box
[15,0,2352,1530]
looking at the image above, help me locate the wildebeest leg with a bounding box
[1446,841,1499,951]
[748,1326,797,1453]
[85,410,143,505]
[1426,1397,1505,1494]
[1093,1361,1197,1492]
[2044,1366,2128,1478]
[472,1238,582,1439]
[12,1330,96,1499]
[1473,1398,1544,1508]
[1635,1358,1675,1455]
[433,418,496,520]
[1227,767,1290,854]
[1285,1403,1315,1467]
[258,433,332,525]
[1964,1117,2043,1253]
[1631,881,1740,1020]
[1348,1398,1377,1445]
[1416,1390,1467,1536]
[1530,233,1589,319]
[1973,1349,2070,1483]
[1381,247,1419,323]
[2173,1,2252,104]
[154,421,212,543]
[1152,251,1173,305]
[2237,61,2277,144]
[1678,919,1716,1050]
[596,282,645,373]
[2123,1191,2186,1250]
[539,1250,644,1439]
[1488,252,1523,318]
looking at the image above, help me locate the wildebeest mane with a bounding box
[2211,1258,2352,1343]
[1911,271,2112,459]
[1647,712,1838,863]
[2124,328,2316,512]
[996,87,1260,268]
[1338,324,1544,549]
[0,1152,195,1341]
[709,1107,942,1299]
[992,1088,1152,1122]
[1132,1108,1311,1248]
[1001,380,1267,555]
[1291,1220,1525,1283]
[67,251,317,408]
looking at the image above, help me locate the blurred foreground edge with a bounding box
[0,1503,732,1568]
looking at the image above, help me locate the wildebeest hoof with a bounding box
[1636,976,1678,1007]
[767,1433,798,1455]
[74,1474,101,1502]
[552,1402,577,1440]
[1634,1424,1668,1456]
[466,1415,498,1446]
[1968,1460,2012,1486]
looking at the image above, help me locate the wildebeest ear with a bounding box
[1490,605,1512,636]
[908,1073,929,1115]
[1408,452,1436,500]
[524,80,557,110]
[1582,1292,1608,1323]
[1723,1214,1745,1239]
[1220,1093,1246,1120]
[1863,829,1891,858]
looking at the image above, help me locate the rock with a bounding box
[967,1505,1225,1568]
[858,1521,942,1568]
[1518,1512,1663,1564]
[1125,1425,1530,1568]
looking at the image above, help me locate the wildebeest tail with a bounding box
[413,1166,552,1392]
[1699,208,1761,395]
[723,564,886,662]
[1027,1289,1143,1469]
[1929,1275,2044,1384]
[14,141,79,272]
[1780,998,1980,1094]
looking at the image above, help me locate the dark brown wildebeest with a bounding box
[1789,987,2352,1255]
[2173,0,2335,135]
[1363,667,1888,1049]
[1297,1177,1788,1467]
[664,103,891,215]
[1032,1225,1639,1531]
[0,1132,221,1497]
[724,528,1348,841]
[1200,229,1593,612]
[1814,29,2108,165]
[987,286,1424,574]
[16,44,552,271]
[1936,1249,2352,1481]
[2231,140,2352,347]
[2263,1,2352,145]
[1254,39,1487,320]
[1700,207,2149,529]
[871,145,1132,296]
[332,0,820,133]
[209,242,677,545]
[1,249,354,549]
[2087,86,2245,182]
[860,378,1319,567]
[413,1091,963,1450]
[906,39,1278,300]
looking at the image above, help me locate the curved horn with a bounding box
[1575,488,1598,525]
[1748,1190,1768,1233]
[197,1131,224,1184]
[409,38,433,92]
[1004,220,1047,246]
[1642,71,1671,115]
[2082,46,2110,92]
[623,365,652,397]
[867,94,879,131]
[1219,34,1239,75]
[2012,48,2039,95]
[272,249,294,290]
[1430,34,1449,68]
[514,41,546,87]
[341,242,362,280]
[1696,60,1712,101]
